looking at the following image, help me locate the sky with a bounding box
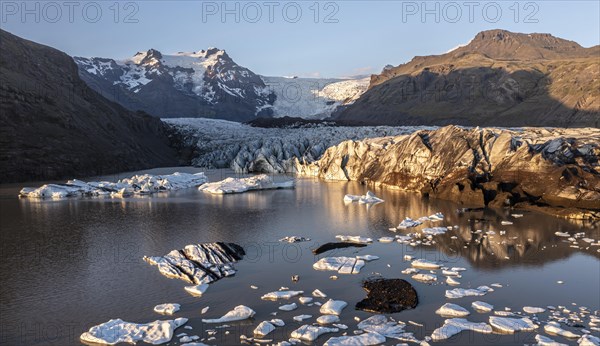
[2,1,599,78]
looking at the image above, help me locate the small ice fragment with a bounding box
[279,303,298,311]
[153,303,180,315]
[299,297,313,304]
[472,301,494,313]
[250,285,258,290]
[488,316,537,333]
[501,221,513,225]
[335,235,373,243]
[356,255,379,261]
[535,334,567,346]
[201,307,209,314]
[293,315,312,322]
[253,321,276,337]
[185,284,209,296]
[446,286,493,299]
[290,325,339,342]
[378,237,395,243]
[555,232,570,237]
[343,191,384,204]
[323,332,386,345]
[544,321,580,338]
[435,303,470,317]
[201,305,255,323]
[320,300,348,315]
[412,273,437,283]
[261,290,304,300]
[270,319,285,327]
[523,306,546,314]
[431,318,492,341]
[402,268,419,275]
[411,259,440,269]
[446,276,460,286]
[317,315,340,325]
[80,318,188,345]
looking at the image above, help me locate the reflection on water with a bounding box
[1,168,598,346]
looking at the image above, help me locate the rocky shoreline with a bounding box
[296,126,600,220]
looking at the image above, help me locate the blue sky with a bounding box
[2,1,599,78]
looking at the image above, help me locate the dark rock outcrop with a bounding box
[355,278,418,313]
[0,30,178,183]
[312,242,368,255]
[297,126,600,219]
[334,30,599,127]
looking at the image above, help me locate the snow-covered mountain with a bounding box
[74,49,368,121]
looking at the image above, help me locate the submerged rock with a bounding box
[355,278,418,313]
[312,242,368,255]
[144,242,245,285]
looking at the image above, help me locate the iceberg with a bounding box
[20,172,208,199]
[446,286,493,299]
[144,242,244,285]
[153,303,181,315]
[320,299,348,315]
[343,191,384,204]
[431,318,492,341]
[261,290,304,300]
[435,303,470,317]
[201,305,255,323]
[80,317,188,345]
[324,332,386,345]
[489,316,537,333]
[290,325,339,342]
[199,174,294,194]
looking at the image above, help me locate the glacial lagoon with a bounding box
[1,167,598,345]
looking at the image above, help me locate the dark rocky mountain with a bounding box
[74,48,276,122]
[0,30,178,183]
[334,29,600,127]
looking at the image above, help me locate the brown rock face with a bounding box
[296,126,600,219]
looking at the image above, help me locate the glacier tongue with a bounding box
[165,117,433,174]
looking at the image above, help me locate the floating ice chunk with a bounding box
[431,318,492,341]
[422,227,448,235]
[313,256,375,274]
[398,218,422,229]
[290,325,339,342]
[324,332,386,345]
[154,303,181,315]
[442,270,461,277]
[201,305,255,323]
[523,306,546,314]
[199,174,294,194]
[511,214,524,218]
[402,268,419,275]
[269,319,285,327]
[435,303,470,317]
[428,212,445,221]
[446,276,460,286]
[335,235,373,243]
[412,273,437,283]
[578,334,600,346]
[299,297,313,304]
[490,283,503,288]
[261,291,304,300]
[254,321,276,337]
[184,284,209,296]
[293,315,312,322]
[279,303,298,311]
[501,221,513,225]
[411,259,440,269]
[357,315,405,337]
[356,255,379,261]
[446,286,493,299]
[344,191,384,204]
[317,315,340,324]
[472,301,494,313]
[279,236,310,243]
[320,300,348,315]
[489,316,537,333]
[80,317,188,345]
[544,322,580,338]
[21,172,208,199]
[312,289,327,298]
[201,307,209,314]
[378,237,395,243]
[555,232,570,237]
[535,334,568,346]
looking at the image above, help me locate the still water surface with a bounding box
[1,167,598,345]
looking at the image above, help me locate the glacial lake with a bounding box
[1,167,599,346]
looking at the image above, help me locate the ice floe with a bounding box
[357,315,407,337]
[199,174,294,194]
[144,242,244,285]
[324,332,386,345]
[184,284,209,296]
[299,297,313,304]
[578,334,600,346]
[317,315,340,324]
[80,317,188,345]
[261,290,304,300]
[153,303,181,315]
[320,300,348,315]
[20,172,208,199]
[446,286,493,299]
[489,316,537,333]
[279,303,298,311]
[412,273,437,283]
[435,303,470,317]
[313,256,377,274]
[523,306,546,314]
[254,321,276,337]
[472,301,494,313]
[544,321,580,338]
[535,334,568,346]
[411,259,441,269]
[431,318,492,341]
[343,191,384,204]
[290,325,339,342]
[201,305,255,323]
